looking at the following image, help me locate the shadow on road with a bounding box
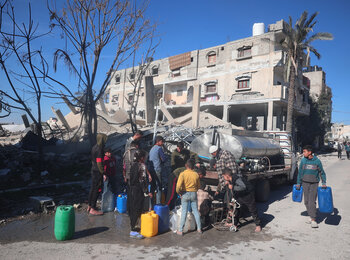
[319,208,342,226]
[300,208,341,226]
[72,226,109,240]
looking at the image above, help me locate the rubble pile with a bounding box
[171,110,242,129]
[0,143,91,190]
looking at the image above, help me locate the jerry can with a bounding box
[140,211,159,237]
[292,185,303,203]
[54,205,75,241]
[154,204,169,234]
[318,186,334,213]
[116,194,127,213]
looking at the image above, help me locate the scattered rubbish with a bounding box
[73,203,81,209]
[29,196,56,214]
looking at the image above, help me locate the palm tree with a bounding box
[281,11,333,136]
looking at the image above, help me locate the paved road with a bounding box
[1,153,349,259]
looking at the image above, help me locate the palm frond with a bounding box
[305,12,319,28]
[309,46,321,59]
[296,11,308,28]
[306,32,333,44]
[288,16,293,27]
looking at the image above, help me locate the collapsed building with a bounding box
[103,20,331,132]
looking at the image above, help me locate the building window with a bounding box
[111,95,119,104]
[177,90,183,96]
[237,47,252,59]
[128,94,134,103]
[207,51,216,64]
[152,66,159,76]
[206,84,217,93]
[129,72,135,81]
[238,79,250,89]
[115,74,121,84]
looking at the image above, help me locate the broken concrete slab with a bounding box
[29,196,55,214]
[109,108,129,124]
[160,102,176,123]
[168,110,242,129]
[51,107,72,132]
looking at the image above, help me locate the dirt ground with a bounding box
[0,152,349,259]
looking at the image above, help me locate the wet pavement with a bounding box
[0,208,274,249]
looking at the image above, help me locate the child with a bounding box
[101,148,117,212]
[197,181,213,230]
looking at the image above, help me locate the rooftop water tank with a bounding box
[253,23,265,36]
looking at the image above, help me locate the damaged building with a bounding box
[103,20,323,131]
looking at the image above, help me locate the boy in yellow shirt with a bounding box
[176,160,202,235]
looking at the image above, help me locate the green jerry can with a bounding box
[54,205,75,241]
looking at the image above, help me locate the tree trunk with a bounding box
[87,88,95,147]
[286,65,296,134]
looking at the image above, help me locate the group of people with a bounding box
[87,131,328,239]
[337,141,350,160]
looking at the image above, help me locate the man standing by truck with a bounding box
[209,145,238,193]
[296,145,327,228]
[171,141,200,171]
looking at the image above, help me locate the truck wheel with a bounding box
[255,179,270,202]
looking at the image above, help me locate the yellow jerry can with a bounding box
[140,211,159,237]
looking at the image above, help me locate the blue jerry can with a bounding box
[318,186,333,213]
[116,194,127,213]
[292,184,303,202]
[154,204,170,234]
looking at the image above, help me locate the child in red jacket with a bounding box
[102,148,117,212]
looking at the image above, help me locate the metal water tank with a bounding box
[253,23,265,36]
[190,129,280,160]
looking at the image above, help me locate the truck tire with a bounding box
[255,179,270,202]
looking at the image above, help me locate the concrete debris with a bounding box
[169,110,242,129]
[1,124,26,133]
[29,196,55,213]
[108,108,129,124]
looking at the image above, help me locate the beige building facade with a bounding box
[303,65,332,130]
[329,123,350,141]
[105,20,311,131]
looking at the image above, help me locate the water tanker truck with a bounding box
[189,128,298,202]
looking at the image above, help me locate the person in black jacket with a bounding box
[88,133,108,215]
[222,168,261,232]
[128,150,153,239]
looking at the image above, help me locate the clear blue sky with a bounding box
[1,0,349,124]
